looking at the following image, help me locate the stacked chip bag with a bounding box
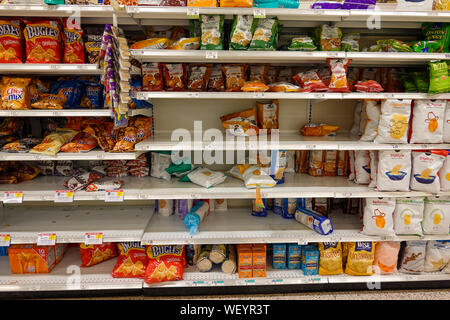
[64,166,105,191]
[85,179,123,192]
[104,160,128,178]
[112,242,148,279]
[127,153,149,178]
[144,245,185,284]
[80,243,118,267]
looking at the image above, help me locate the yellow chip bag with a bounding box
[342,242,350,268]
[130,38,169,50]
[168,37,200,50]
[29,128,78,156]
[318,242,343,275]
[1,77,31,110]
[345,242,376,276]
[220,106,258,136]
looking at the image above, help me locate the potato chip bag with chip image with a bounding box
[411,150,447,193]
[112,242,148,279]
[144,245,185,284]
[80,243,118,267]
[0,19,23,63]
[375,99,412,144]
[63,19,84,64]
[345,242,375,276]
[24,19,62,64]
[318,242,343,275]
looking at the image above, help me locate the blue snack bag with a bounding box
[288,244,302,270]
[252,199,267,217]
[273,198,283,215]
[51,80,84,108]
[281,198,297,219]
[302,244,319,275]
[81,82,104,109]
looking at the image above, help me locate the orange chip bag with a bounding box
[187,64,212,91]
[268,82,301,92]
[220,0,253,7]
[161,63,187,91]
[240,80,269,92]
[113,126,138,152]
[63,19,84,64]
[24,20,62,64]
[1,77,31,110]
[327,58,352,92]
[309,150,325,177]
[208,64,225,92]
[222,64,247,92]
[144,245,185,284]
[0,19,23,63]
[265,66,279,84]
[31,92,67,110]
[257,100,279,132]
[300,123,340,137]
[293,69,328,92]
[60,132,98,153]
[249,64,269,83]
[130,115,153,142]
[112,242,148,279]
[142,63,164,91]
[221,106,258,136]
[80,243,118,267]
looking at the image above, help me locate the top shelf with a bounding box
[0,4,123,17]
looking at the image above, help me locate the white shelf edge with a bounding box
[0,64,102,74]
[0,151,142,161]
[0,110,112,117]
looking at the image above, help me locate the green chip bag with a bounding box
[341,32,360,52]
[313,24,342,51]
[428,60,450,94]
[411,40,443,53]
[401,74,418,92]
[229,15,258,50]
[249,18,279,51]
[422,23,450,53]
[200,15,224,50]
[411,71,429,92]
[166,162,192,175]
[376,39,413,52]
[287,35,317,51]
[189,20,201,38]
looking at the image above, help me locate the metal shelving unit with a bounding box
[0,150,142,161]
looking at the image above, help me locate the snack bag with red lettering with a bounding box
[112,242,148,278]
[293,69,328,92]
[144,245,185,284]
[63,19,84,64]
[1,77,31,110]
[24,20,62,64]
[0,19,23,63]
[161,63,187,91]
[187,64,212,91]
[327,58,351,92]
[80,243,118,267]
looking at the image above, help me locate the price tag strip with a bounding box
[105,189,124,202]
[84,232,103,245]
[253,8,266,19]
[3,191,23,204]
[0,234,10,247]
[37,233,56,246]
[187,7,199,18]
[55,190,74,203]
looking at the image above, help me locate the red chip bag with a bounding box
[80,243,117,267]
[60,132,98,153]
[63,19,84,64]
[386,67,405,92]
[161,63,187,91]
[208,64,225,92]
[327,58,352,93]
[142,63,164,91]
[347,67,360,91]
[222,64,248,92]
[0,19,23,63]
[112,242,148,279]
[187,64,212,91]
[355,80,384,93]
[24,20,62,64]
[144,245,185,284]
[293,69,328,92]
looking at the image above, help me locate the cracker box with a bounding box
[237,244,253,278]
[54,243,67,265]
[272,243,287,269]
[252,244,267,278]
[287,244,302,270]
[8,244,56,274]
[302,245,319,275]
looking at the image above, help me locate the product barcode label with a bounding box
[84,232,103,245]
[37,233,56,246]
[0,234,10,247]
[3,191,23,204]
[105,190,124,202]
[253,9,266,18]
[55,190,74,203]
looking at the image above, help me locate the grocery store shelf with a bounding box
[135,131,450,151]
[0,150,142,161]
[0,64,101,75]
[130,50,449,65]
[134,91,450,100]
[0,248,143,292]
[141,208,450,245]
[0,109,112,117]
[127,108,153,117]
[0,4,128,18]
[0,205,153,245]
[345,7,450,23]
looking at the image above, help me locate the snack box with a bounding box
[272,243,287,269]
[287,243,302,270]
[252,245,267,278]
[8,244,56,274]
[237,244,253,278]
[302,244,319,276]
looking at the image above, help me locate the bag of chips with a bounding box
[355,80,384,93]
[293,70,328,92]
[386,68,405,92]
[60,132,98,153]
[30,128,79,156]
[221,64,247,92]
[130,38,169,50]
[360,100,381,142]
[142,63,164,92]
[318,242,343,275]
[207,64,225,92]
[362,198,396,236]
[161,63,187,91]
[308,150,325,177]
[229,15,257,50]
[113,127,138,152]
[410,100,446,144]
[187,64,212,91]
[428,60,450,95]
[24,19,62,63]
[0,19,23,63]
[240,81,269,92]
[277,67,296,83]
[324,150,338,177]
[422,23,450,53]
[423,196,450,235]
[257,100,279,133]
[424,240,450,272]
[345,242,375,276]
[220,0,253,6]
[2,137,41,153]
[200,15,224,50]
[112,242,148,278]
[374,99,412,144]
[314,24,342,51]
[168,37,200,50]
[62,19,84,64]
[327,58,351,92]
[444,106,450,143]
[50,80,84,108]
[267,82,301,92]
[377,150,411,192]
[399,241,427,274]
[1,77,31,110]
[394,197,425,236]
[439,154,450,191]
[144,245,185,284]
[373,242,400,275]
[341,32,360,52]
[84,33,102,64]
[411,71,429,93]
[249,18,279,51]
[411,150,447,193]
[249,64,269,83]
[221,106,258,136]
[287,35,317,51]
[80,243,118,267]
[31,92,67,110]
[352,150,371,185]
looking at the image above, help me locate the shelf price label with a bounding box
[0,234,10,247]
[205,51,218,59]
[187,7,200,18]
[37,233,56,246]
[105,189,124,202]
[3,191,23,204]
[49,65,60,70]
[253,92,265,99]
[191,280,207,287]
[253,8,266,18]
[239,279,256,286]
[55,190,74,203]
[84,232,103,245]
[269,279,284,285]
[209,280,225,286]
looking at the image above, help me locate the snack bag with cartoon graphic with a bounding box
[424,240,450,272]
[221,64,247,92]
[411,150,447,193]
[24,20,62,63]
[221,106,258,136]
[345,242,375,276]
[112,242,148,278]
[1,77,31,110]
[161,63,187,91]
[318,242,343,275]
[373,241,400,275]
[0,19,23,63]
[327,58,351,92]
[63,19,84,64]
[249,18,279,51]
[375,99,412,144]
[394,197,425,236]
[229,15,257,50]
[377,150,411,191]
[362,198,396,236]
[353,150,371,185]
[257,100,279,133]
[422,196,450,235]
[200,15,224,50]
[410,100,446,144]
[399,241,427,274]
[439,154,450,191]
[444,105,450,143]
[144,245,185,284]
[80,243,118,267]
[360,100,381,142]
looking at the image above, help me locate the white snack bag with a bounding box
[399,241,427,274]
[410,100,446,144]
[362,197,396,236]
[360,100,381,142]
[422,196,450,235]
[187,167,227,188]
[350,101,362,136]
[439,154,450,192]
[157,199,174,217]
[368,150,378,188]
[229,165,277,189]
[348,151,355,181]
[411,150,447,193]
[214,199,228,211]
[424,240,450,272]
[353,150,371,185]
[393,197,424,236]
[359,101,367,137]
[376,150,411,192]
[375,99,412,144]
[151,152,172,181]
[444,105,450,143]
[285,150,296,173]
